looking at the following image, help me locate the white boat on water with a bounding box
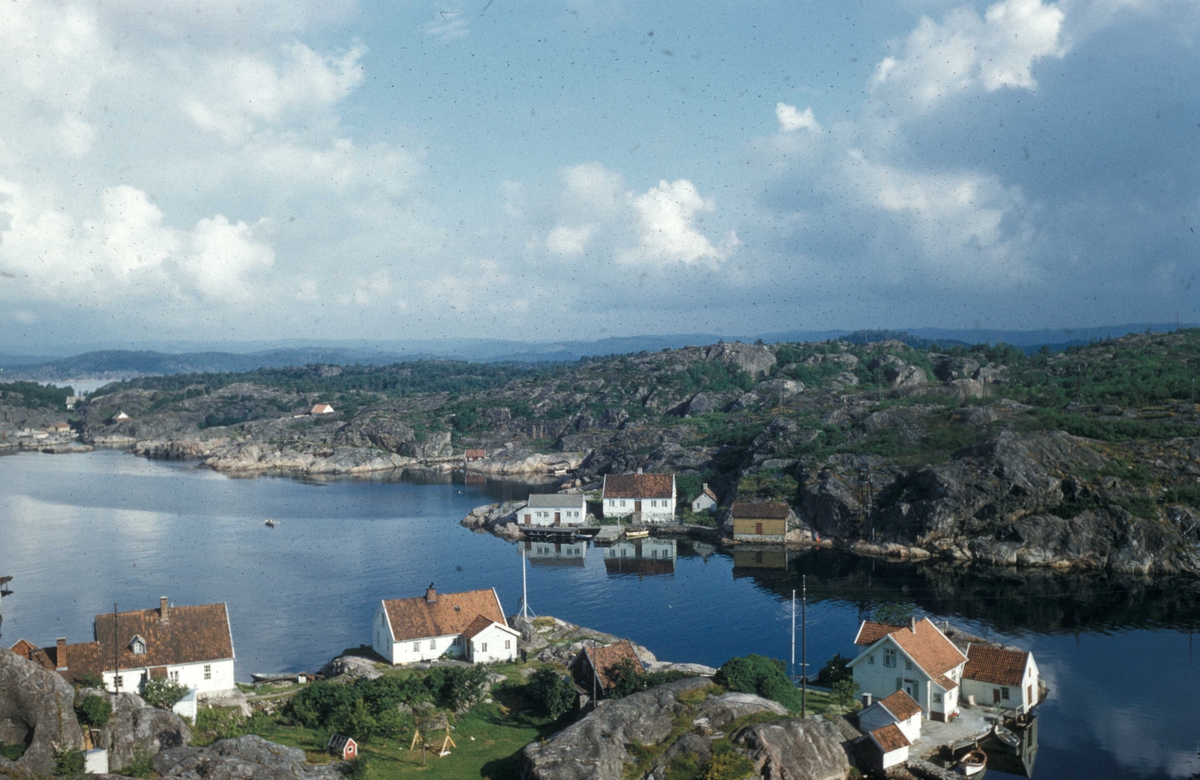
[956,748,987,776]
[624,528,649,539]
[992,724,1020,748]
[265,518,277,527]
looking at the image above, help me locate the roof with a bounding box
[870,723,911,753]
[964,644,1030,687]
[8,639,39,660]
[527,493,586,508]
[382,588,506,642]
[853,619,967,679]
[603,473,673,499]
[701,486,717,501]
[577,639,644,690]
[878,690,922,721]
[327,735,356,751]
[730,502,790,519]
[31,641,105,682]
[311,404,334,413]
[462,615,496,640]
[464,449,487,457]
[935,674,959,692]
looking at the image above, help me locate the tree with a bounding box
[831,678,859,712]
[142,679,189,710]
[870,603,916,627]
[54,746,85,778]
[816,654,853,686]
[526,668,576,719]
[714,655,801,711]
[78,694,112,727]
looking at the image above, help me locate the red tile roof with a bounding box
[935,674,959,692]
[603,474,673,499]
[964,644,1030,687]
[574,639,644,691]
[8,639,39,660]
[730,502,791,519]
[461,615,497,640]
[856,619,967,679]
[383,588,506,642]
[879,690,922,721]
[871,723,910,752]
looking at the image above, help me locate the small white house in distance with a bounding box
[691,484,718,513]
[867,723,911,771]
[311,403,335,415]
[962,644,1040,713]
[23,597,236,698]
[372,585,519,665]
[521,493,588,527]
[114,411,131,421]
[858,690,923,743]
[602,473,676,523]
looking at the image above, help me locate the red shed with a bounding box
[327,734,358,760]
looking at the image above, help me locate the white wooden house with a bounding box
[962,644,1040,713]
[858,689,923,743]
[601,473,676,523]
[371,585,519,665]
[311,404,335,415]
[691,484,718,513]
[848,618,967,723]
[520,493,588,527]
[24,597,236,698]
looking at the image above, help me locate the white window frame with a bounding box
[203,664,211,680]
[884,648,897,668]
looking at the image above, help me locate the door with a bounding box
[634,500,642,513]
[755,522,763,535]
[1026,685,1033,706]
[904,680,918,701]
[524,513,531,525]
[993,688,1002,704]
[555,512,561,525]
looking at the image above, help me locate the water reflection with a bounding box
[984,716,1039,778]
[731,547,789,570]
[523,540,587,567]
[602,539,676,577]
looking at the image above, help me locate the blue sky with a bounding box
[0,0,1197,347]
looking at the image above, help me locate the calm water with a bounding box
[1,449,1198,779]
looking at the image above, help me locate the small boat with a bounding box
[264,518,277,528]
[992,724,1020,748]
[956,748,987,776]
[625,528,649,540]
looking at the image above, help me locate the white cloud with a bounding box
[776,103,820,132]
[183,216,275,301]
[546,225,594,256]
[872,0,1065,112]
[620,179,739,268]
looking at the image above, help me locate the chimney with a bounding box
[861,692,873,708]
[160,596,170,623]
[911,616,917,632]
[56,638,67,670]
[425,583,437,603]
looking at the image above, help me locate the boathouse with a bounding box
[601,473,676,523]
[962,644,1040,713]
[521,493,588,527]
[730,502,791,542]
[371,585,519,665]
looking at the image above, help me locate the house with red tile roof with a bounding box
[848,618,968,722]
[16,597,235,698]
[602,473,676,523]
[569,639,644,699]
[371,585,519,665]
[865,722,911,771]
[962,643,1040,713]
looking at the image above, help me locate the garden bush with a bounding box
[713,655,801,711]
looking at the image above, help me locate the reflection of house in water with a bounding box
[602,538,676,576]
[732,548,789,570]
[523,540,588,567]
[984,715,1038,777]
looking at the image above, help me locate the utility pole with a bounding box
[112,603,120,695]
[520,545,530,621]
[801,575,807,718]
[790,590,796,685]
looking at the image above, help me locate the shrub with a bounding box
[714,655,801,711]
[76,672,105,690]
[125,748,154,778]
[703,746,755,780]
[832,678,859,711]
[607,659,694,699]
[345,755,369,780]
[526,668,576,719]
[54,746,85,777]
[870,603,915,627]
[142,679,189,710]
[0,742,26,762]
[195,706,247,743]
[815,654,853,687]
[79,694,112,727]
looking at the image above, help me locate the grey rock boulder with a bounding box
[153,735,342,780]
[0,646,83,775]
[704,343,777,378]
[318,655,383,681]
[91,691,192,772]
[884,364,927,388]
[736,717,851,780]
[693,692,788,729]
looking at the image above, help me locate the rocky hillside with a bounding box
[74,331,1200,574]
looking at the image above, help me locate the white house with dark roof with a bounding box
[691,484,718,513]
[602,473,676,523]
[962,644,1040,713]
[371,585,519,665]
[520,493,588,527]
[21,597,236,698]
[848,618,968,722]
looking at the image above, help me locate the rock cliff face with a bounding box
[152,736,342,780]
[84,690,192,772]
[0,649,83,776]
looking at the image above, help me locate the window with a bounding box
[413,642,420,652]
[170,670,180,683]
[481,643,488,652]
[1001,687,1010,700]
[430,640,436,650]
[203,664,211,680]
[868,654,875,665]
[905,660,913,670]
[131,638,146,655]
[115,675,124,689]
[883,649,896,668]
[505,640,511,649]
[934,692,943,704]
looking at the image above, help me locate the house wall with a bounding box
[879,745,909,770]
[520,502,587,526]
[732,518,786,541]
[857,705,898,734]
[691,495,716,512]
[103,658,235,698]
[468,624,519,664]
[389,633,465,664]
[851,641,933,712]
[897,713,921,743]
[602,496,676,522]
[372,607,393,663]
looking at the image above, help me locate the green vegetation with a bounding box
[78,694,112,727]
[871,603,916,626]
[54,746,85,777]
[0,381,74,409]
[607,659,695,699]
[525,667,575,719]
[123,748,155,779]
[142,678,189,710]
[713,655,802,712]
[76,672,105,690]
[0,741,26,762]
[831,679,859,711]
[816,654,852,686]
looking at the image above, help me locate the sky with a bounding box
[1,0,1199,348]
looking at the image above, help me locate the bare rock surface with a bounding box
[86,690,192,772]
[318,655,383,681]
[0,647,83,775]
[153,736,342,780]
[736,717,851,780]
